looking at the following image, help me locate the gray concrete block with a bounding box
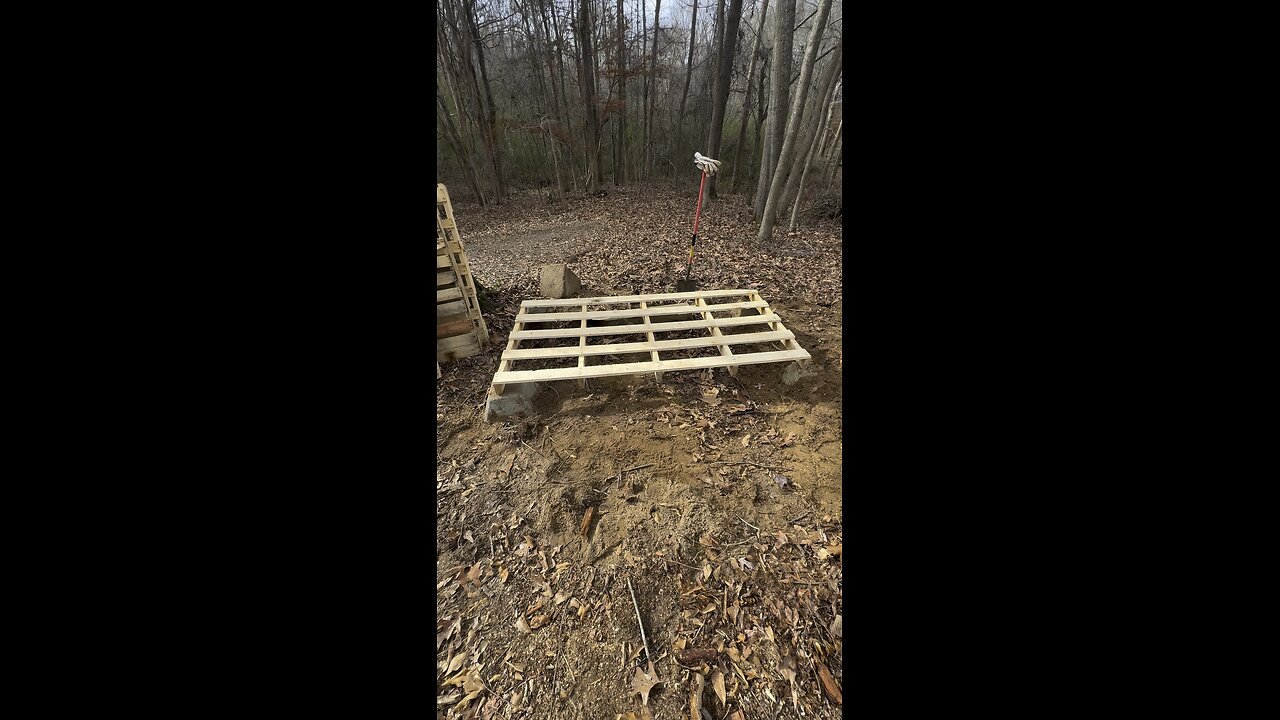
[484,382,539,422]
[540,264,581,299]
[781,363,818,386]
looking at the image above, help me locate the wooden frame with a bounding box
[436,183,489,364]
[487,289,810,402]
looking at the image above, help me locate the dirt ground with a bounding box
[437,183,843,720]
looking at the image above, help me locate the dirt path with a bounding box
[437,185,843,720]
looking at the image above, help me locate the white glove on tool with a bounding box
[693,152,722,176]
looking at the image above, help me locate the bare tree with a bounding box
[674,0,701,167]
[462,0,507,203]
[705,0,744,199]
[729,0,770,192]
[757,0,832,242]
[575,0,603,192]
[753,0,795,218]
[615,0,627,185]
[787,43,841,228]
[645,0,662,177]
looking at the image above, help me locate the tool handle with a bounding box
[685,234,697,279]
[691,172,707,235]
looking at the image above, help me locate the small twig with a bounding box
[711,461,788,471]
[622,463,654,473]
[662,557,700,570]
[788,512,811,525]
[627,577,652,663]
[520,439,549,461]
[737,515,761,532]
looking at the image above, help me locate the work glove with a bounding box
[693,152,722,176]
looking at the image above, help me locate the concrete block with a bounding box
[484,382,539,422]
[781,362,818,386]
[540,264,581,299]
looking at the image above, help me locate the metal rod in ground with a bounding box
[627,577,652,663]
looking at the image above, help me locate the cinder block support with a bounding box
[484,382,539,422]
[540,264,581,299]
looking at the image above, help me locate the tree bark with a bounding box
[705,0,744,198]
[744,51,770,197]
[729,0,770,193]
[821,117,841,188]
[674,0,699,169]
[577,0,603,192]
[753,0,794,218]
[437,87,487,206]
[463,0,507,204]
[779,42,841,218]
[615,0,627,185]
[756,0,831,242]
[646,0,662,178]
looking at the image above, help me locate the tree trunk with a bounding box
[730,0,770,193]
[437,87,487,205]
[821,117,841,188]
[674,0,699,169]
[463,0,506,204]
[578,0,603,193]
[744,52,770,197]
[753,0,794,218]
[616,0,627,185]
[640,0,649,180]
[705,0,745,199]
[779,43,841,218]
[646,0,662,177]
[757,0,831,243]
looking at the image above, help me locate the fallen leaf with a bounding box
[529,614,550,629]
[740,434,751,447]
[444,651,467,675]
[631,662,660,705]
[580,506,594,536]
[554,592,570,605]
[830,614,843,638]
[712,670,726,707]
[514,616,531,633]
[817,662,843,704]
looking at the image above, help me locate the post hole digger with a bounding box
[676,152,723,293]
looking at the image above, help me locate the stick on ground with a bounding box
[627,577,652,662]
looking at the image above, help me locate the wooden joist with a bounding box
[513,300,768,323]
[492,349,811,385]
[508,313,786,340]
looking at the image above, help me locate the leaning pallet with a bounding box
[484,289,810,420]
[437,183,488,364]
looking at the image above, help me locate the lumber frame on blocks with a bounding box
[483,290,811,419]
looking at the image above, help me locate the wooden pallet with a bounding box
[485,290,810,415]
[437,183,489,363]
